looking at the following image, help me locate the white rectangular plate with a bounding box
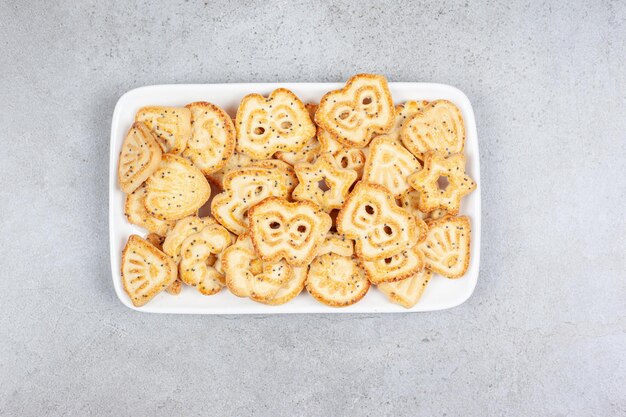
[109,82,481,314]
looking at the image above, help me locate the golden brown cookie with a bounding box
[305,253,370,307]
[407,152,476,215]
[361,244,425,284]
[249,198,332,267]
[402,100,465,159]
[211,167,292,235]
[418,216,471,278]
[292,154,358,212]
[387,101,430,142]
[118,122,162,194]
[362,135,421,198]
[378,269,432,308]
[145,154,211,221]
[162,215,216,263]
[183,102,236,175]
[236,88,316,159]
[337,182,425,261]
[179,224,233,295]
[124,183,175,235]
[135,106,191,155]
[121,235,177,307]
[315,74,395,148]
[222,233,293,303]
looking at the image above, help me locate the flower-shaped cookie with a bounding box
[292,154,358,212]
[407,152,476,215]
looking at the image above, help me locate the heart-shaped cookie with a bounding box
[315,74,395,148]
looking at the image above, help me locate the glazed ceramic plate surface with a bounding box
[109,82,481,313]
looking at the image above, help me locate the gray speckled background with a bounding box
[1,1,624,416]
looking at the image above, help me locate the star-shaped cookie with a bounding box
[292,154,358,212]
[407,152,476,215]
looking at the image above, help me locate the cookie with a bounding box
[183,102,236,175]
[305,253,370,307]
[377,269,432,309]
[315,74,395,148]
[407,152,476,215]
[275,135,321,165]
[124,183,175,236]
[249,198,332,267]
[146,233,183,295]
[263,266,307,305]
[396,189,428,220]
[292,153,358,212]
[179,224,233,295]
[118,122,163,194]
[235,88,316,159]
[428,208,448,220]
[387,101,430,142]
[162,215,216,263]
[207,152,257,190]
[318,128,366,177]
[401,100,465,158]
[248,159,299,193]
[361,244,425,284]
[121,235,177,307]
[145,154,211,221]
[315,232,354,257]
[222,233,293,302]
[337,182,425,261]
[135,106,191,155]
[362,135,422,198]
[418,216,471,278]
[211,167,292,235]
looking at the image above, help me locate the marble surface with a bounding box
[0,1,624,416]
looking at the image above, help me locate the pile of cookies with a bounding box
[118,74,476,309]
